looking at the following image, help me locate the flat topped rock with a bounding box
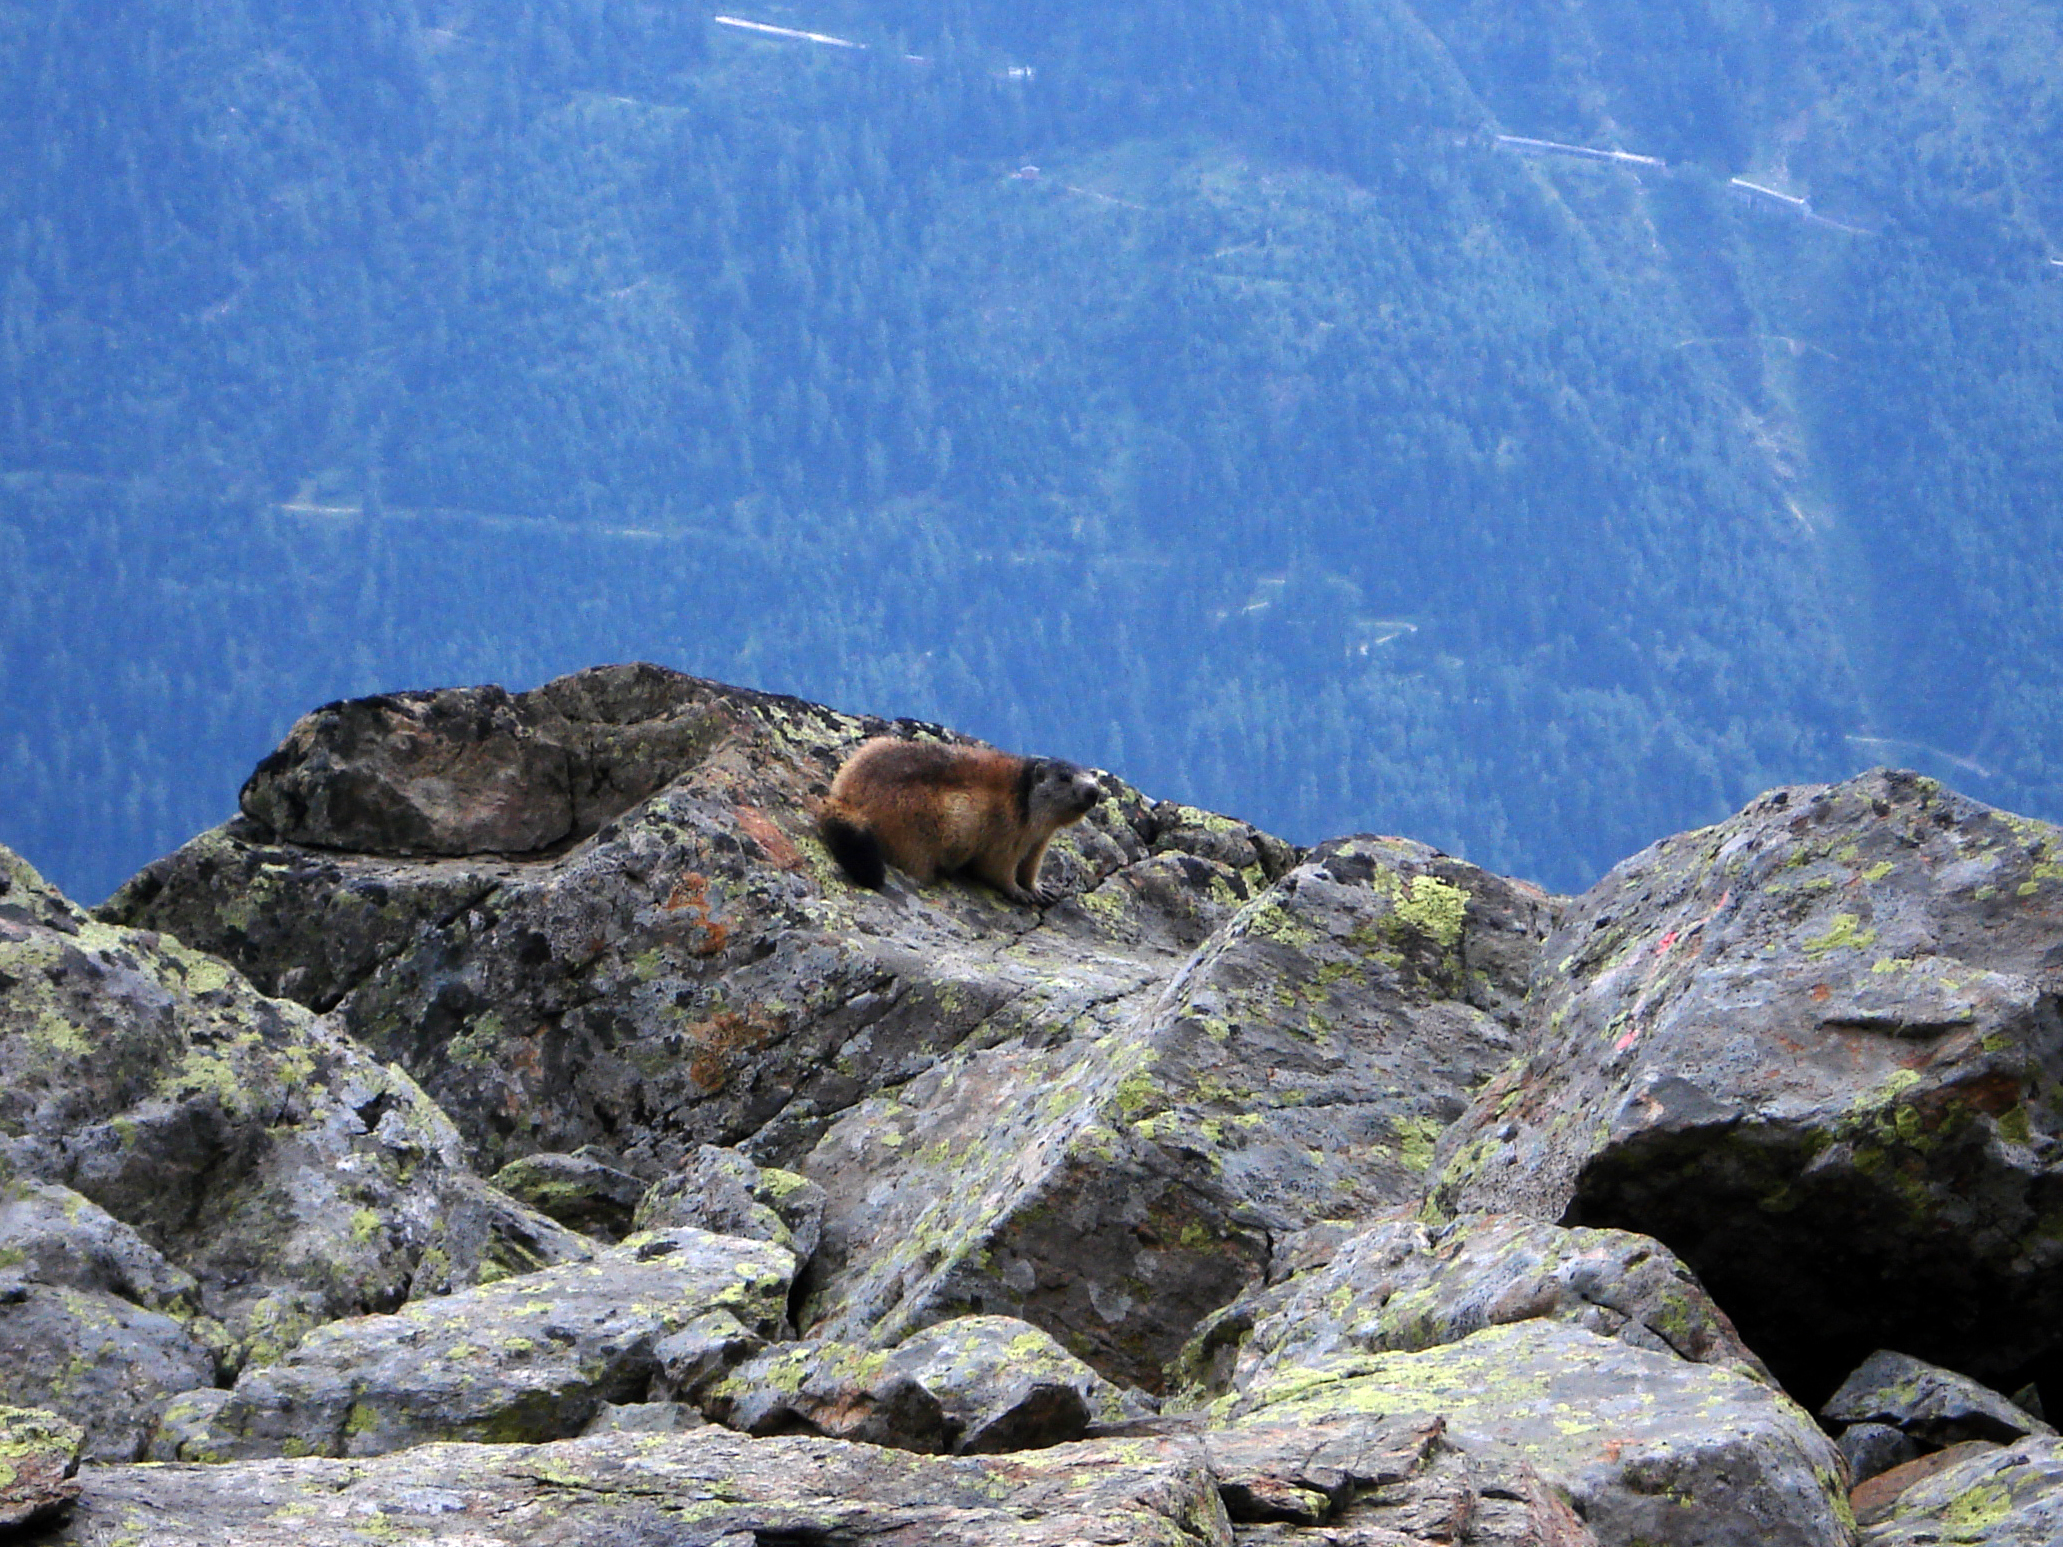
[237,664,747,857]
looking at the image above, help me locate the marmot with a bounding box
[818,737,1103,906]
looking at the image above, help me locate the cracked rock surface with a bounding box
[104,665,1556,1390]
[30,670,2063,1542]
[1430,770,2063,1400]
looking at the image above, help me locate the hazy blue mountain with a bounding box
[3,0,2059,900]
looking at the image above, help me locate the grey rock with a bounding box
[1860,1435,2063,1544]
[1839,1421,1926,1485]
[490,1150,649,1242]
[0,1283,215,1462]
[239,684,579,856]
[634,1144,824,1263]
[887,1315,1153,1450]
[162,1227,795,1460]
[49,1425,1237,1546]
[650,1308,772,1400]
[234,664,736,860]
[704,1315,1153,1455]
[1430,770,2063,1396]
[0,1404,83,1532]
[1824,1349,2056,1448]
[1205,1319,1851,1547]
[0,849,592,1382]
[101,671,1556,1393]
[1199,1411,1598,1544]
[702,1340,953,1450]
[579,1400,707,1435]
[0,1174,204,1321]
[800,837,1552,1388]
[1176,1210,1768,1402]
[144,1388,234,1463]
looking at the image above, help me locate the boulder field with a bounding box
[0,664,2059,1542]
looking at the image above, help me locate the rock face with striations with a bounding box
[1430,770,2063,1401]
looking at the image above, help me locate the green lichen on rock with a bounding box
[1391,873,1471,950]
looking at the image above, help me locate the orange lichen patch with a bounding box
[1810,983,1832,1003]
[502,1029,550,1114]
[662,872,731,956]
[735,805,804,869]
[684,1008,779,1094]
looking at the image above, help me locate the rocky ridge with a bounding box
[0,664,2059,1541]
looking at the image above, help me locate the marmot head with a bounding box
[1025,758,1103,828]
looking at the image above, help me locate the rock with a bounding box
[1175,1210,1768,1401]
[239,684,579,856]
[233,664,738,860]
[51,1425,1237,1545]
[579,1400,707,1435]
[101,670,1557,1391]
[704,1315,1151,1455]
[1824,1350,2055,1449]
[886,1315,1152,1450]
[1858,1435,2063,1542]
[633,1144,825,1263]
[1850,1440,2000,1526]
[705,1339,954,1450]
[0,1173,204,1322]
[1197,1410,1598,1544]
[0,1172,224,1460]
[161,1227,795,1460]
[0,1405,84,1532]
[800,836,1552,1388]
[1430,770,2063,1401]
[0,1283,216,1463]
[489,1150,648,1241]
[1206,1319,1853,1547]
[1840,1422,1927,1485]
[0,844,592,1386]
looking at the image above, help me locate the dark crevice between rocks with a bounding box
[1565,1122,2063,1412]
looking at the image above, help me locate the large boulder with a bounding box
[55,1426,1237,1546]
[1206,1319,1852,1547]
[795,835,1551,1387]
[1175,1210,1769,1401]
[156,1226,795,1461]
[234,663,738,859]
[1430,770,2063,1401]
[701,1315,1147,1454]
[101,668,1558,1389]
[0,843,592,1438]
[1172,1208,1836,1546]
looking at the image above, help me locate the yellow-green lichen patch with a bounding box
[1803,913,1878,960]
[1935,1479,2014,1531]
[1392,875,1470,950]
[1391,1114,1445,1174]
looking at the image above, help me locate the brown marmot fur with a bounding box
[818,737,1103,905]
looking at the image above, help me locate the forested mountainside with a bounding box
[3,0,2061,900]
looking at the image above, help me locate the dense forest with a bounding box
[2,0,2060,900]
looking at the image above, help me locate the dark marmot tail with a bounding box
[820,811,888,890]
[818,736,1103,905]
